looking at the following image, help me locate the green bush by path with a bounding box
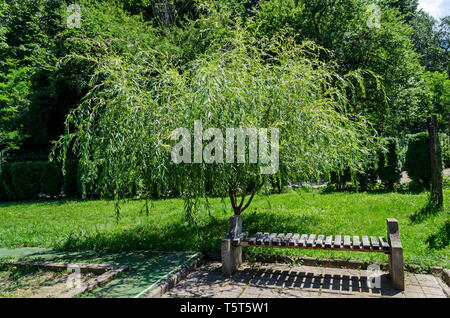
[7,162,58,200]
[329,137,402,190]
[62,159,80,198]
[378,137,401,189]
[0,190,448,268]
[0,161,78,201]
[441,133,450,168]
[405,132,432,188]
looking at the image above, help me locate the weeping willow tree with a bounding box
[54,26,379,220]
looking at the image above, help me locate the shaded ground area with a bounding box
[0,263,96,298]
[0,248,200,298]
[161,262,450,298]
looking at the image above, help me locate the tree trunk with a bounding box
[228,187,256,215]
[428,115,443,208]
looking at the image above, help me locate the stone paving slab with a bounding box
[160,262,450,298]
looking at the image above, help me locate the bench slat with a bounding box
[257,233,269,245]
[352,236,361,249]
[265,233,277,245]
[325,236,333,248]
[343,235,351,249]
[379,237,390,251]
[273,233,285,246]
[237,233,389,253]
[316,235,325,248]
[271,234,280,246]
[333,235,342,248]
[362,236,371,250]
[299,234,308,247]
[370,236,380,250]
[232,232,248,245]
[306,234,316,247]
[282,233,293,246]
[289,234,300,246]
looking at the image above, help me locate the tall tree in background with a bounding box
[254,0,432,135]
[410,11,450,74]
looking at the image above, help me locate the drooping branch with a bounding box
[238,192,246,209]
[240,190,256,214]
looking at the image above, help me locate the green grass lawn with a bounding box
[0,189,448,268]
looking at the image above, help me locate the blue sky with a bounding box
[418,0,450,19]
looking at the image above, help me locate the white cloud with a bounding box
[418,0,450,19]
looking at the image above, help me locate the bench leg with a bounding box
[387,218,405,290]
[389,246,404,290]
[222,239,242,277]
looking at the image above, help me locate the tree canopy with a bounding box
[1,0,449,214]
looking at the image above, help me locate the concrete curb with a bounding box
[146,254,205,298]
[443,269,450,286]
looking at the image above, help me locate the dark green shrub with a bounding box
[378,137,401,189]
[329,169,351,189]
[41,162,62,196]
[8,162,43,200]
[63,159,80,198]
[356,167,378,190]
[440,133,450,168]
[0,164,12,201]
[0,161,63,201]
[405,132,431,188]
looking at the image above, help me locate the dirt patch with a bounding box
[0,263,96,298]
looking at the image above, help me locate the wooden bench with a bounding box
[222,216,404,290]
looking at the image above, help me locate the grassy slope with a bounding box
[0,189,448,268]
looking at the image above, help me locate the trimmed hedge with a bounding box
[378,137,401,189]
[0,160,79,201]
[63,159,80,198]
[441,133,450,168]
[329,137,402,190]
[405,132,431,188]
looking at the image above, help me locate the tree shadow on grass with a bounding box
[426,220,450,250]
[55,211,320,254]
[409,195,443,224]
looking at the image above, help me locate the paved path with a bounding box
[161,262,450,298]
[0,247,200,298]
[400,169,449,184]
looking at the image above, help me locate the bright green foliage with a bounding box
[1,0,448,161]
[378,137,401,188]
[0,67,31,156]
[426,72,450,131]
[405,132,431,187]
